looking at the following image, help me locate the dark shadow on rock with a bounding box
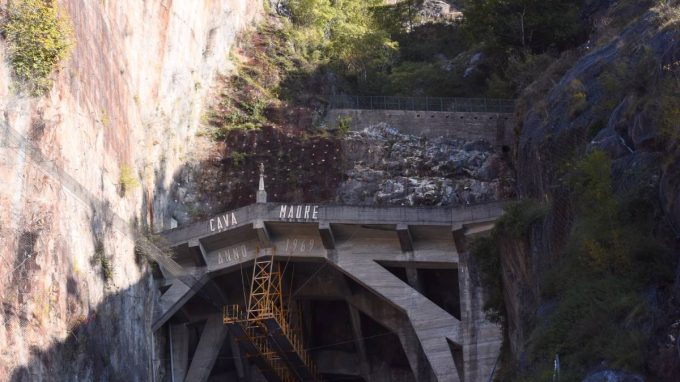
[9,273,156,382]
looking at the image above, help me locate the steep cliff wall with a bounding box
[0,1,261,380]
[495,1,680,380]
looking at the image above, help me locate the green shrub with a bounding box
[3,0,74,95]
[495,200,549,238]
[119,164,140,195]
[91,241,113,284]
[230,151,247,166]
[335,115,352,136]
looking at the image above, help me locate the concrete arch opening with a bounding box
[153,202,504,381]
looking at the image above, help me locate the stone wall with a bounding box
[326,109,516,147]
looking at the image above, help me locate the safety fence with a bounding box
[329,95,515,113]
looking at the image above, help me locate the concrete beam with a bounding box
[345,287,435,382]
[188,239,208,266]
[293,268,433,381]
[160,202,507,247]
[154,276,208,331]
[170,324,189,382]
[333,255,462,382]
[184,315,229,382]
[318,221,336,250]
[253,220,271,248]
[397,224,414,253]
[463,220,496,238]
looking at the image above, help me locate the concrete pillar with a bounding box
[405,267,424,293]
[253,220,271,248]
[348,304,371,380]
[454,225,503,382]
[184,315,229,382]
[169,324,189,382]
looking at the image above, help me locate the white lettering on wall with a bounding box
[209,212,238,232]
[284,238,316,253]
[216,244,248,265]
[278,205,320,221]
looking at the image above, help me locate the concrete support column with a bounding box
[169,323,189,382]
[184,315,229,382]
[348,305,371,380]
[453,225,503,382]
[405,266,424,293]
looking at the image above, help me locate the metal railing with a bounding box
[329,95,515,113]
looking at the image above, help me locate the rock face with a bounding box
[418,0,462,22]
[170,122,513,223]
[504,3,680,380]
[0,1,261,380]
[337,124,513,206]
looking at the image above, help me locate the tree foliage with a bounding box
[3,0,73,95]
[462,0,586,53]
[287,0,398,80]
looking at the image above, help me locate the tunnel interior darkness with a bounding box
[379,263,461,320]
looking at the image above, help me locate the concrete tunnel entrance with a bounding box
[153,202,505,382]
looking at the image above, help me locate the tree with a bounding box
[287,0,398,81]
[462,0,586,53]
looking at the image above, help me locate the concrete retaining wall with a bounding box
[326,109,516,147]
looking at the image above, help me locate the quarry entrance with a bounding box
[153,195,505,382]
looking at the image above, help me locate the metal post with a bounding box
[440,98,443,112]
[370,96,373,109]
[356,95,359,109]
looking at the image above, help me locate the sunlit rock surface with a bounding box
[0,1,261,380]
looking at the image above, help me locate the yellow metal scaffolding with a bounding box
[224,257,322,382]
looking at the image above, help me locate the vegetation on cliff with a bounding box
[2,0,73,95]
[469,0,680,379]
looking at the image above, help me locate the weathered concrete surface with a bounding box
[161,202,506,246]
[184,315,230,382]
[155,201,505,381]
[326,109,515,146]
[170,324,189,381]
[333,254,462,382]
